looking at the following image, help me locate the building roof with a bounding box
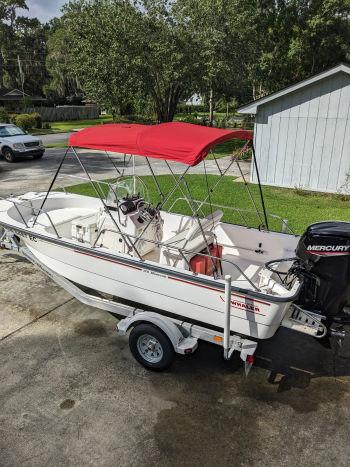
[0,88,46,101]
[238,63,350,115]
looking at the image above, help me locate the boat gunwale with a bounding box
[0,218,302,304]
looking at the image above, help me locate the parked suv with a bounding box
[0,123,45,163]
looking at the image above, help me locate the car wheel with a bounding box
[33,153,44,160]
[2,147,16,163]
[129,323,175,371]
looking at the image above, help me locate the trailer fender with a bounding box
[117,312,198,355]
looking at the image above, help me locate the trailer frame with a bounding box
[1,230,258,373]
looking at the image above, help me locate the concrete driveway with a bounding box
[1,149,350,466]
[1,248,350,466]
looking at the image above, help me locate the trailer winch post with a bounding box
[223,274,232,360]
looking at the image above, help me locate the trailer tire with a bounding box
[129,323,175,371]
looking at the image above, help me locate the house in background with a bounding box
[186,93,203,106]
[238,63,350,194]
[0,89,46,110]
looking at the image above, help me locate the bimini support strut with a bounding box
[33,146,70,227]
[251,144,269,230]
[70,147,142,260]
[223,274,232,360]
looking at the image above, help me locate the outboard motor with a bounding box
[296,221,350,324]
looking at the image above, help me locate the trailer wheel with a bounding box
[129,323,175,371]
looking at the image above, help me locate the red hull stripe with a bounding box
[75,249,271,307]
[74,250,143,270]
[307,251,350,256]
[169,276,271,306]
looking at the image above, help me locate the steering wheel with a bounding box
[264,257,298,275]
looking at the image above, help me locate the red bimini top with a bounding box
[69,122,253,167]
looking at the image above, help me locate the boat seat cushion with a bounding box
[160,231,215,267]
[34,208,96,226]
[164,210,223,248]
[160,210,223,267]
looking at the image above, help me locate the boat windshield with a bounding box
[0,125,26,137]
[106,176,149,205]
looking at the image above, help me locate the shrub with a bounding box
[176,114,208,126]
[0,106,9,123]
[9,113,18,124]
[42,122,51,129]
[14,113,37,131]
[176,103,208,114]
[32,112,42,129]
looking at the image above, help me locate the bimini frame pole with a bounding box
[251,144,269,230]
[33,146,70,227]
[145,157,165,201]
[164,161,198,215]
[223,274,232,360]
[192,141,267,229]
[130,166,190,250]
[70,147,142,260]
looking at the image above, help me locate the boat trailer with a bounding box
[1,227,333,373]
[1,230,259,373]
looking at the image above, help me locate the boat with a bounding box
[1,122,349,370]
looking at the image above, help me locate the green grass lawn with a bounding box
[49,115,114,132]
[30,115,114,136]
[207,139,251,160]
[31,128,65,135]
[62,174,350,234]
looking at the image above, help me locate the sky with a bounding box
[18,0,67,23]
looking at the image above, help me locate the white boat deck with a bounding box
[2,191,299,298]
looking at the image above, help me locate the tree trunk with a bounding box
[209,88,214,126]
[0,53,3,90]
[155,87,181,123]
[156,102,178,122]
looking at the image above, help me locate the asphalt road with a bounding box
[40,132,71,146]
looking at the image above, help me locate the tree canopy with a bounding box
[1,0,350,118]
[0,0,50,98]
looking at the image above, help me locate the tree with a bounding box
[232,0,350,98]
[46,0,201,121]
[45,0,350,117]
[14,17,50,96]
[0,1,50,98]
[0,1,28,90]
[45,18,82,102]
[46,1,146,115]
[174,0,262,122]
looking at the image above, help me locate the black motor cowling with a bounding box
[296,221,350,318]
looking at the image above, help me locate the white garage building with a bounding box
[238,63,350,194]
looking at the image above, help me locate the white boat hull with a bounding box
[23,235,294,339]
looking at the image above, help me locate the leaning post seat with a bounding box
[159,210,223,269]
